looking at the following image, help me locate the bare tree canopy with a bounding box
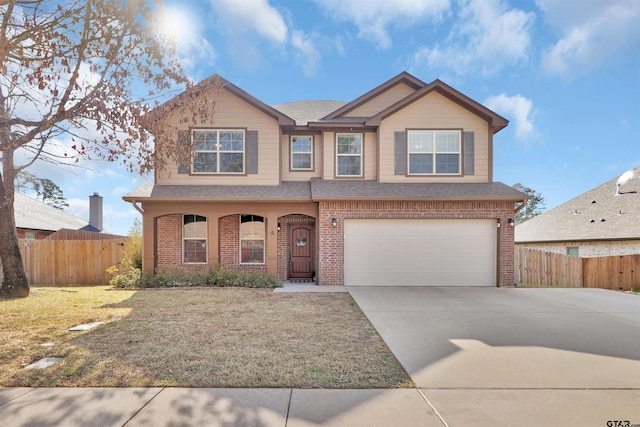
[0,0,195,298]
[513,182,545,224]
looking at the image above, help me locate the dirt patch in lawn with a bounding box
[0,287,412,388]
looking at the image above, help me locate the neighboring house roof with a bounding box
[14,192,89,232]
[272,100,347,126]
[515,167,640,243]
[124,181,525,203]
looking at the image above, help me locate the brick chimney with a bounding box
[89,193,103,232]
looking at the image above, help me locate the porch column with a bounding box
[142,213,155,275]
[266,213,279,277]
[208,214,219,268]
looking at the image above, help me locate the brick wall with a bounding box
[156,214,182,270]
[219,214,267,273]
[318,200,516,287]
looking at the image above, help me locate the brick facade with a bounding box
[318,200,516,287]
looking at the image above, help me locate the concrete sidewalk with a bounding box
[0,387,443,426]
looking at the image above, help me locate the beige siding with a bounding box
[517,240,640,257]
[322,131,334,178]
[344,83,415,118]
[363,132,377,180]
[378,91,490,183]
[281,134,322,181]
[156,89,281,186]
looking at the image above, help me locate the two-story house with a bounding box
[124,72,526,287]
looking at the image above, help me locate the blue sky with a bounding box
[21,0,640,235]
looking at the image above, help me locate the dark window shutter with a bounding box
[463,131,474,175]
[394,131,406,175]
[177,130,191,174]
[246,130,258,174]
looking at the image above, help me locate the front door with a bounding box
[289,225,314,278]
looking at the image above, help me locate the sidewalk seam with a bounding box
[416,388,449,427]
[122,387,165,426]
[0,388,35,408]
[284,388,293,427]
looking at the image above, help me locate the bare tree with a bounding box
[0,0,216,298]
[512,183,546,224]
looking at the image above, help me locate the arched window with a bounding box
[240,214,264,264]
[183,214,207,263]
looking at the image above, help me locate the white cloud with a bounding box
[316,0,450,49]
[291,30,321,78]
[210,0,288,43]
[411,0,534,76]
[485,94,535,140]
[538,0,640,76]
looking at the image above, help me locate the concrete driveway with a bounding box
[348,287,640,426]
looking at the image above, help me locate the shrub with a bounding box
[138,267,282,289]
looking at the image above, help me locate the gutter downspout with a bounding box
[129,200,144,215]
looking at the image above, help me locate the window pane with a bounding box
[337,156,361,176]
[435,153,460,173]
[241,240,264,263]
[184,215,207,239]
[184,240,206,263]
[292,153,312,169]
[219,153,244,173]
[193,130,217,151]
[408,131,433,153]
[193,153,217,173]
[240,220,265,239]
[292,136,312,153]
[337,134,362,154]
[435,132,460,152]
[409,154,433,174]
[219,131,244,151]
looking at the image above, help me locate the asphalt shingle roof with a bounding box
[515,167,640,242]
[271,100,347,126]
[14,193,88,232]
[124,180,526,203]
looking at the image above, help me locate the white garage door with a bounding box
[344,219,497,287]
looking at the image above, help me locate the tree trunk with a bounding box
[0,150,30,298]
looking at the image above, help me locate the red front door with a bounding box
[289,225,313,278]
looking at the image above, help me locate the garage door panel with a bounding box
[344,219,496,287]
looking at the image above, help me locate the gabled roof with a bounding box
[151,74,295,126]
[515,167,640,243]
[272,100,346,126]
[14,192,89,232]
[323,72,427,119]
[365,79,509,133]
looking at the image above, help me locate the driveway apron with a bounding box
[348,287,640,426]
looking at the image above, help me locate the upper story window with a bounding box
[291,136,313,170]
[336,133,363,177]
[408,130,461,175]
[240,214,265,264]
[192,129,244,174]
[183,214,207,263]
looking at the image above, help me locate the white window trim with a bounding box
[336,133,363,177]
[192,129,245,174]
[239,214,266,265]
[290,135,314,171]
[407,130,461,175]
[182,214,208,264]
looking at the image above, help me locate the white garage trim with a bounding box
[344,219,497,287]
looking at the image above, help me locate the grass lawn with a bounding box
[0,286,413,389]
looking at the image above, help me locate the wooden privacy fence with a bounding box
[515,247,583,287]
[515,247,640,290]
[19,239,127,286]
